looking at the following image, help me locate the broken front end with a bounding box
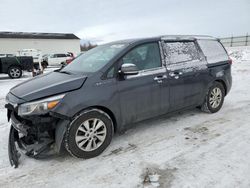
[5,92,69,168]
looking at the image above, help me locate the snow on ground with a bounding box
[0,48,250,188]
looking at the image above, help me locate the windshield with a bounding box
[62,43,127,73]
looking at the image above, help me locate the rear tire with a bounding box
[201,82,225,113]
[65,109,114,159]
[8,66,22,79]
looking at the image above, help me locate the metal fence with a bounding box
[219,34,250,47]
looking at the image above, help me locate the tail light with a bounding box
[228,58,233,64]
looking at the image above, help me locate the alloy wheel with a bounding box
[209,87,222,109]
[10,68,21,78]
[75,118,107,152]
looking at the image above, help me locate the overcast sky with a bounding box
[0,0,249,43]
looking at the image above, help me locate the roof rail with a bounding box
[160,35,216,41]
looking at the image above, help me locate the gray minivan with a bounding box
[5,35,232,167]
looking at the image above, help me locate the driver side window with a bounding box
[122,42,162,71]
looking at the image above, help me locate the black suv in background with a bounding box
[5,35,232,167]
[0,56,33,78]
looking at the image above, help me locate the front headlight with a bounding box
[18,94,65,116]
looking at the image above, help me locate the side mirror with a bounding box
[120,63,139,75]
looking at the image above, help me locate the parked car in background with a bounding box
[0,56,33,78]
[65,52,84,65]
[65,52,75,64]
[42,53,74,67]
[5,35,232,168]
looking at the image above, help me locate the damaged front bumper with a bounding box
[8,124,54,168]
[6,105,70,168]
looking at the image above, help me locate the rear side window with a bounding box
[162,41,207,72]
[57,54,67,57]
[197,40,228,64]
[162,41,200,64]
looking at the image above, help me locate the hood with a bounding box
[10,71,87,102]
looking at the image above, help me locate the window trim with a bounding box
[126,66,167,79]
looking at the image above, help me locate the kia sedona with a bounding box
[5,35,232,167]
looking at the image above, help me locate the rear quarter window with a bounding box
[161,41,207,73]
[162,41,200,64]
[197,40,228,64]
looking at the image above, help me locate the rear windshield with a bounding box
[62,43,127,73]
[197,40,228,64]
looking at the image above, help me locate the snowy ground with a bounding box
[0,47,250,188]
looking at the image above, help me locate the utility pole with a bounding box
[246,33,248,46]
[230,35,233,47]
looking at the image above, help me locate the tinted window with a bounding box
[162,42,200,64]
[197,40,228,64]
[106,67,115,78]
[62,43,127,73]
[122,42,161,71]
[57,54,67,57]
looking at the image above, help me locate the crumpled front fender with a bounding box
[55,119,70,153]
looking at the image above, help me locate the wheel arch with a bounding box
[75,105,117,133]
[55,105,117,154]
[8,64,22,71]
[214,79,227,95]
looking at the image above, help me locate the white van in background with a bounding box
[42,53,74,66]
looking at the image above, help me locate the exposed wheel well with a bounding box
[215,79,227,95]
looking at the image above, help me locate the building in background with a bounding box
[0,32,80,56]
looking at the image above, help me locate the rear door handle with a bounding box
[154,74,167,83]
[169,71,183,79]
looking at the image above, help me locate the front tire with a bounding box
[65,109,114,158]
[201,82,225,113]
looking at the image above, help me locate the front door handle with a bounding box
[154,74,167,83]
